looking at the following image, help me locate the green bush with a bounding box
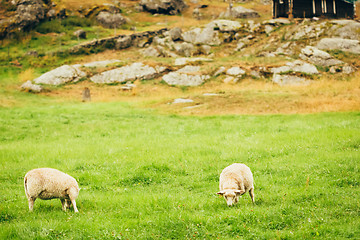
[61,16,93,28]
[35,20,65,34]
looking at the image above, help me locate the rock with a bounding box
[342,65,355,74]
[330,20,360,40]
[90,62,166,84]
[116,36,132,49]
[15,0,46,31]
[264,25,274,34]
[299,46,343,67]
[163,66,209,86]
[173,98,194,104]
[163,72,209,86]
[214,66,226,76]
[121,82,137,91]
[221,6,260,19]
[316,38,360,55]
[250,70,261,79]
[96,11,126,28]
[33,65,86,85]
[139,0,187,15]
[272,74,311,86]
[141,46,161,57]
[169,27,183,41]
[174,57,213,66]
[182,27,221,46]
[223,76,238,83]
[81,60,122,68]
[174,42,195,57]
[82,87,91,102]
[206,20,242,32]
[200,45,211,55]
[271,60,319,75]
[74,29,86,39]
[286,22,325,40]
[20,81,42,93]
[226,66,246,77]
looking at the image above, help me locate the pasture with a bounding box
[0,103,359,239]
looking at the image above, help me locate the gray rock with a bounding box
[177,65,201,73]
[221,6,260,19]
[342,65,355,74]
[96,11,126,29]
[200,45,211,55]
[299,46,343,67]
[139,0,187,15]
[174,42,195,57]
[330,20,360,40]
[226,66,246,77]
[272,74,311,86]
[214,66,226,76]
[141,46,161,57]
[182,27,221,46]
[20,81,42,93]
[74,29,86,39]
[90,62,166,84]
[169,27,183,41]
[15,0,46,31]
[174,57,213,66]
[265,25,274,34]
[223,76,238,83]
[316,38,360,54]
[271,60,319,75]
[33,65,86,85]
[116,36,132,49]
[206,20,242,32]
[81,60,122,68]
[163,72,209,86]
[173,98,194,104]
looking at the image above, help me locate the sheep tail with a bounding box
[24,176,29,199]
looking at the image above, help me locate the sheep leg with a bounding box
[249,188,255,203]
[28,197,35,211]
[68,188,79,213]
[60,199,67,211]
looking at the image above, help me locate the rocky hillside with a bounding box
[1,0,360,114]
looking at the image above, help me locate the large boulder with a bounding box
[139,0,187,15]
[221,6,260,19]
[15,0,46,31]
[182,27,221,46]
[33,65,86,85]
[174,42,195,57]
[20,81,42,93]
[96,11,126,28]
[329,20,360,40]
[206,20,242,32]
[162,66,210,86]
[271,60,319,75]
[299,46,343,67]
[316,38,360,55]
[90,62,166,84]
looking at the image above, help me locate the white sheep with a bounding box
[217,163,255,206]
[24,168,80,212]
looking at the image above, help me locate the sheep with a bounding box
[24,168,80,212]
[217,163,255,206]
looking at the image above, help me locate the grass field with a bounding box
[0,102,359,239]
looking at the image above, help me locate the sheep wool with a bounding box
[217,163,255,206]
[24,168,80,212]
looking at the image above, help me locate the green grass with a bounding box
[0,102,359,239]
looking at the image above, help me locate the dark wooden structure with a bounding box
[273,0,355,18]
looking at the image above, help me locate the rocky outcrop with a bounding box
[90,62,167,84]
[182,27,221,46]
[162,65,210,86]
[20,81,42,93]
[96,11,126,29]
[221,6,260,19]
[316,38,360,55]
[271,60,319,75]
[299,46,343,67]
[33,65,86,85]
[139,0,187,15]
[329,20,360,40]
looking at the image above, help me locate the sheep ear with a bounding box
[235,190,245,195]
[217,191,225,195]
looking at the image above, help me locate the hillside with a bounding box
[0,0,359,115]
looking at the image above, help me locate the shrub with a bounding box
[35,20,65,34]
[61,16,93,28]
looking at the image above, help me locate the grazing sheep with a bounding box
[24,168,80,212]
[217,163,255,206]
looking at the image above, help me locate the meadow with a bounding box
[0,102,359,239]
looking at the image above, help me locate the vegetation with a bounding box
[0,103,359,239]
